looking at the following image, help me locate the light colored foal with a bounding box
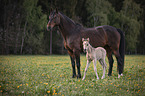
[82,38,107,80]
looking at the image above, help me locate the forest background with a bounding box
[0,0,145,55]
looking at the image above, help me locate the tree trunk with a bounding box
[20,21,27,54]
[50,30,52,55]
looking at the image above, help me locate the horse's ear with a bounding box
[87,38,89,41]
[82,38,84,41]
[56,8,58,14]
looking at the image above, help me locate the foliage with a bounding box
[0,55,145,95]
[0,0,144,54]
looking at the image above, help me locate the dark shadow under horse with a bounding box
[47,9,125,78]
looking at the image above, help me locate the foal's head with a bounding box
[82,38,90,53]
[47,8,60,31]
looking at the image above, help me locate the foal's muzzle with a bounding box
[83,49,86,53]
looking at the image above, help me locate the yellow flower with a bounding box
[17,86,20,88]
[86,89,88,91]
[47,91,50,93]
[44,83,48,85]
[26,83,28,86]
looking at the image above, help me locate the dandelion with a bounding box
[86,89,88,91]
[53,90,56,93]
[17,86,20,88]
[47,91,50,93]
[44,83,48,85]
[26,83,28,86]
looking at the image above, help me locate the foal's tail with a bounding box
[117,29,125,73]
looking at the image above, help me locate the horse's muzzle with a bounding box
[47,26,52,31]
[47,24,52,31]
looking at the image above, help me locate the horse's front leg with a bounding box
[70,56,76,78]
[93,59,99,79]
[74,50,81,78]
[82,60,91,80]
[67,50,76,78]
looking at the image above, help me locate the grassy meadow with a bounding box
[0,55,144,96]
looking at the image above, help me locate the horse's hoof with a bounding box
[118,73,123,78]
[72,74,76,78]
[77,74,81,79]
[108,74,112,76]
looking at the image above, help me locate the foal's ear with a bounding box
[87,38,89,41]
[82,38,84,41]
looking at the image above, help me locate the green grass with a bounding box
[0,55,144,96]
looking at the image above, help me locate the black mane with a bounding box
[59,12,83,27]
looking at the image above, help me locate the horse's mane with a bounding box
[59,12,83,27]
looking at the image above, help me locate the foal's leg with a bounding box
[82,60,91,80]
[99,59,106,79]
[93,59,99,79]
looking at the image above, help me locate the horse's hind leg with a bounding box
[113,50,123,78]
[82,60,91,80]
[93,60,99,79]
[107,51,114,76]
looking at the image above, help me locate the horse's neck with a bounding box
[58,13,76,40]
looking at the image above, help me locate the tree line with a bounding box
[0,0,144,55]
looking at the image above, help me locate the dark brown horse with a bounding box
[47,9,125,78]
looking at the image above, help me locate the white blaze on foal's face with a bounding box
[83,41,89,52]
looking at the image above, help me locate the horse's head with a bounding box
[47,8,60,31]
[82,38,90,53]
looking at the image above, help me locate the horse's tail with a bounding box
[117,28,125,73]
